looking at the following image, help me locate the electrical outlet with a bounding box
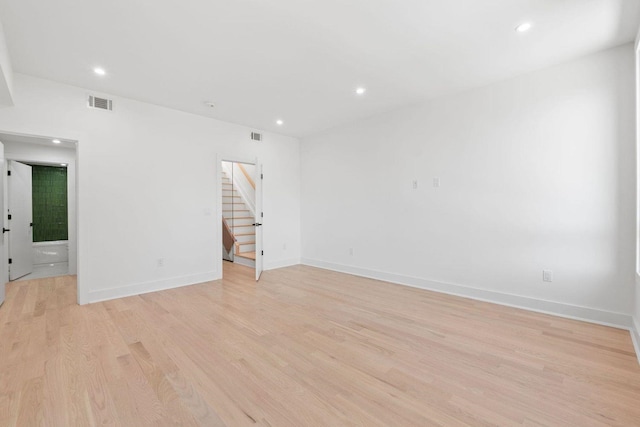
[412,180,418,190]
[543,270,553,282]
[157,258,164,267]
[283,243,287,250]
[348,248,354,256]
[433,177,441,188]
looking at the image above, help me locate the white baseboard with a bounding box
[265,258,301,271]
[87,271,220,304]
[300,258,633,330]
[631,317,640,365]
[233,256,255,268]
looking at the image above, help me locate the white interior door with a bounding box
[8,160,33,281]
[255,163,263,281]
[0,143,5,305]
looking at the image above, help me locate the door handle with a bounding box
[252,223,262,227]
[2,228,9,233]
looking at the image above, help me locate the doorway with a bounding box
[0,132,77,286]
[218,156,263,281]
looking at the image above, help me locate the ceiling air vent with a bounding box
[251,132,262,142]
[88,95,113,111]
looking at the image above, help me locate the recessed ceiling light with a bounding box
[204,101,216,108]
[276,119,284,126]
[52,139,61,144]
[93,67,106,76]
[515,22,532,33]
[356,87,366,95]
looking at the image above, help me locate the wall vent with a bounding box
[251,132,262,142]
[88,95,113,111]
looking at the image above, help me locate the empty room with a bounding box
[0,0,640,426]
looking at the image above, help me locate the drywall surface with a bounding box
[301,44,636,324]
[0,74,301,303]
[0,19,13,106]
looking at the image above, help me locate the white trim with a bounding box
[636,42,640,275]
[265,258,300,271]
[301,258,633,330]
[233,256,255,268]
[88,270,220,303]
[631,317,640,365]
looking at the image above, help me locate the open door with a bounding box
[8,160,33,280]
[255,163,263,281]
[0,142,5,305]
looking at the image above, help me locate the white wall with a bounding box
[633,32,640,357]
[0,19,13,106]
[0,141,77,277]
[0,73,301,303]
[634,277,640,354]
[301,44,636,327]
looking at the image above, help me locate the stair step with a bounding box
[235,242,256,253]
[234,234,255,243]
[237,241,256,246]
[236,251,256,260]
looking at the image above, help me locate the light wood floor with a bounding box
[1,263,639,426]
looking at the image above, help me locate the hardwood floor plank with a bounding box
[0,263,639,426]
[16,376,44,426]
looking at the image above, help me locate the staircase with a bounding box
[222,170,256,261]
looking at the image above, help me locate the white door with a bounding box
[255,164,263,281]
[0,143,6,305]
[8,160,33,281]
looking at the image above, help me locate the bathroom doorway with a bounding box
[0,132,77,282]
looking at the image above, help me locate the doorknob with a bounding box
[252,223,262,227]
[2,228,9,233]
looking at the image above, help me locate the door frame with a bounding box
[0,130,83,304]
[216,153,259,279]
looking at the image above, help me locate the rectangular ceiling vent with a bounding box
[87,95,113,111]
[251,132,262,142]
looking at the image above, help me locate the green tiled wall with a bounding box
[32,165,68,242]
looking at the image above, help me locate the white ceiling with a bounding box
[0,132,77,150]
[0,0,638,137]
